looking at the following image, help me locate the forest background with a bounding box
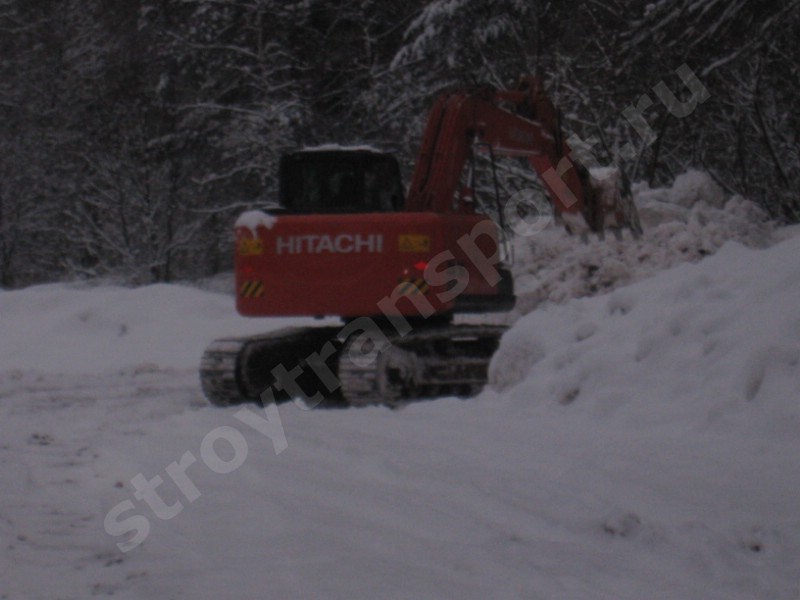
[1,0,797,287]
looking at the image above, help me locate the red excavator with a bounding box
[200,75,642,408]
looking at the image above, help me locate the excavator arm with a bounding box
[406,75,642,236]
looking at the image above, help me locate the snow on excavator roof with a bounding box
[297,144,386,154]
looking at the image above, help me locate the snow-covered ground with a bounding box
[1,173,799,599]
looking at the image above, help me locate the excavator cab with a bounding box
[279,148,405,214]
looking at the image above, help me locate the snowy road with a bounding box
[2,361,798,599]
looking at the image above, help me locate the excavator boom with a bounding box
[407,75,642,236]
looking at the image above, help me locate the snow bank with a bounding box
[0,283,316,374]
[512,170,775,314]
[492,233,800,435]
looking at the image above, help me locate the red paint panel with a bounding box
[235,212,499,319]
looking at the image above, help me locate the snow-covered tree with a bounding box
[0,0,797,288]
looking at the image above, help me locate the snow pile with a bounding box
[666,169,727,208]
[492,233,800,434]
[511,170,776,314]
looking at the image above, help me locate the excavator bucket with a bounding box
[587,166,644,238]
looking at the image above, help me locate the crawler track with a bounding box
[200,324,507,408]
[200,327,341,406]
[338,325,507,407]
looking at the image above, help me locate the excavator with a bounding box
[200,75,642,408]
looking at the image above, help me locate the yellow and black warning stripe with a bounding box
[397,277,430,296]
[240,280,265,298]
